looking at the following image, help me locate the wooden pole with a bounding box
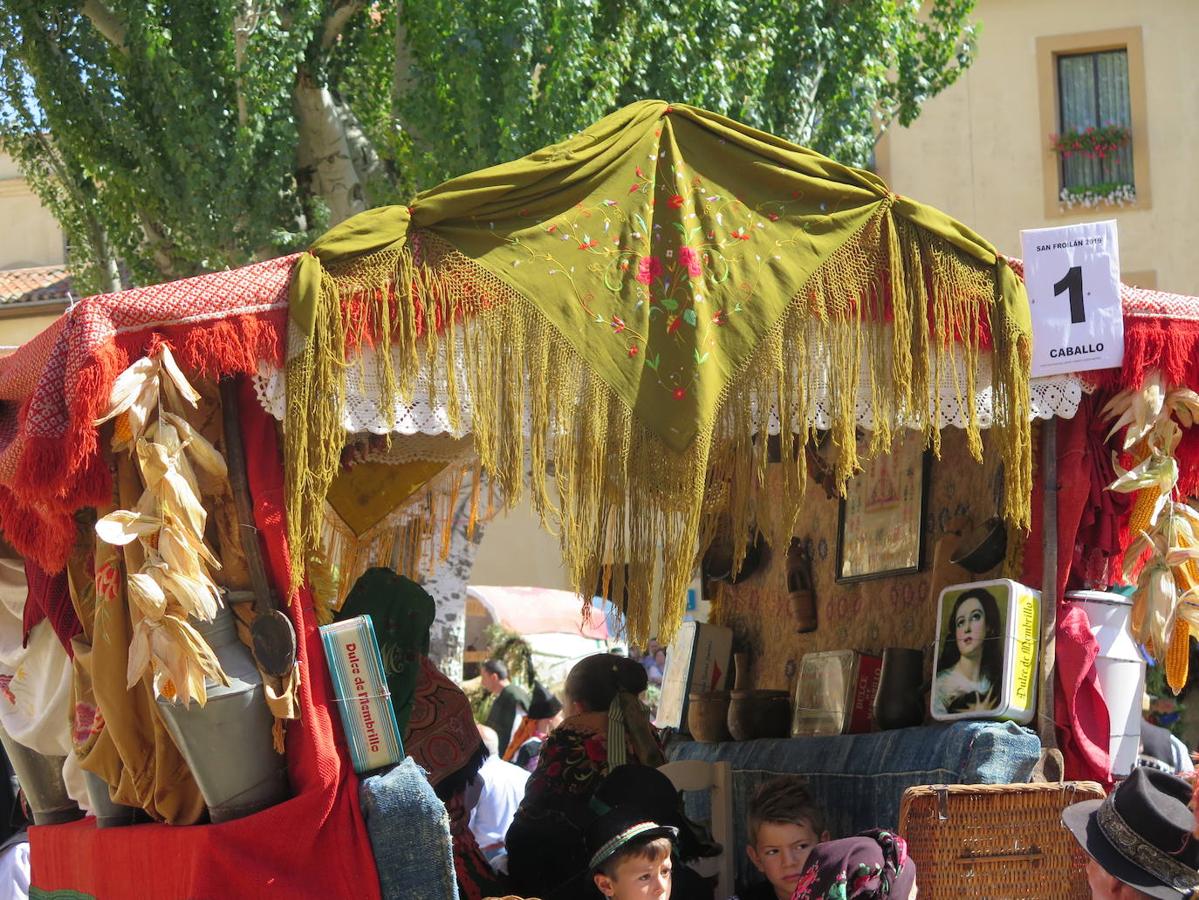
[1037,418,1059,750]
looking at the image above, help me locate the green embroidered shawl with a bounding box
[287,100,1031,640]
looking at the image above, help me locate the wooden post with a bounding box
[1037,418,1059,750]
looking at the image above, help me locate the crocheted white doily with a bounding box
[253,342,1084,436]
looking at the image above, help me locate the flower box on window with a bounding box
[1050,124,1131,161]
[1058,181,1136,210]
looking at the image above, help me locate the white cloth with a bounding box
[0,839,29,900]
[1171,734,1195,774]
[468,754,530,853]
[932,667,994,716]
[0,559,88,811]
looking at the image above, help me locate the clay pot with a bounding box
[727,690,791,741]
[687,692,732,742]
[703,533,767,584]
[872,648,926,731]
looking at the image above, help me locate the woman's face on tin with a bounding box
[954,597,986,660]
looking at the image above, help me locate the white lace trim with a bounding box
[253,341,1085,435]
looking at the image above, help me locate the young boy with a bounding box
[740,776,830,900]
[587,809,678,900]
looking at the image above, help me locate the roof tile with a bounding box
[0,265,71,306]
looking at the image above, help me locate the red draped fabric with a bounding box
[28,381,381,899]
[0,257,295,573]
[1020,397,1114,788]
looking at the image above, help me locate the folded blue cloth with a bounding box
[360,758,459,900]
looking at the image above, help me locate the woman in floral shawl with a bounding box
[505,653,665,898]
[789,831,917,900]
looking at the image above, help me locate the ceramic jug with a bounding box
[156,605,288,823]
[872,647,926,731]
[786,540,817,633]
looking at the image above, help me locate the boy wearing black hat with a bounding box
[588,810,678,900]
[1063,766,1199,899]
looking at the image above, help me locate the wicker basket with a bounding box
[898,781,1105,899]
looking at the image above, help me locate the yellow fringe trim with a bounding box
[319,462,480,609]
[286,201,1032,643]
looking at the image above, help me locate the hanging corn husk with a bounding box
[1106,370,1199,693]
[95,346,230,706]
[1102,372,1199,451]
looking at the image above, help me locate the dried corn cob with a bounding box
[1128,483,1162,538]
[1167,616,1191,694]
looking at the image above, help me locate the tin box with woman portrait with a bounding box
[931,580,1040,724]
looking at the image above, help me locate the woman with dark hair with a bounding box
[504,653,666,898]
[933,587,1003,715]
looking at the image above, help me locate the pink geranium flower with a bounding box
[678,246,702,278]
[636,255,664,284]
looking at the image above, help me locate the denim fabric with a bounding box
[360,758,460,900]
[667,721,1040,891]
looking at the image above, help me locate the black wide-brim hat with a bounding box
[586,807,679,872]
[527,681,562,720]
[1062,766,1199,899]
[593,764,721,861]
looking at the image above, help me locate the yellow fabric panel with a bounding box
[326,460,447,538]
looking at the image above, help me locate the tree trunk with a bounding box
[391,3,428,151]
[93,227,122,293]
[420,473,489,682]
[294,77,369,227]
[334,96,383,189]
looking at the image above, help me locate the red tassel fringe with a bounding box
[1093,317,1199,400]
[4,309,285,572]
[0,486,76,571]
[1102,318,1199,576]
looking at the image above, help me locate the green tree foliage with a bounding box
[0,0,976,294]
[0,2,330,291]
[396,0,978,191]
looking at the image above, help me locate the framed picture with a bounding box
[654,622,733,731]
[836,430,929,582]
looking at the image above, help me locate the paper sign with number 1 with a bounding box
[1020,219,1124,378]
